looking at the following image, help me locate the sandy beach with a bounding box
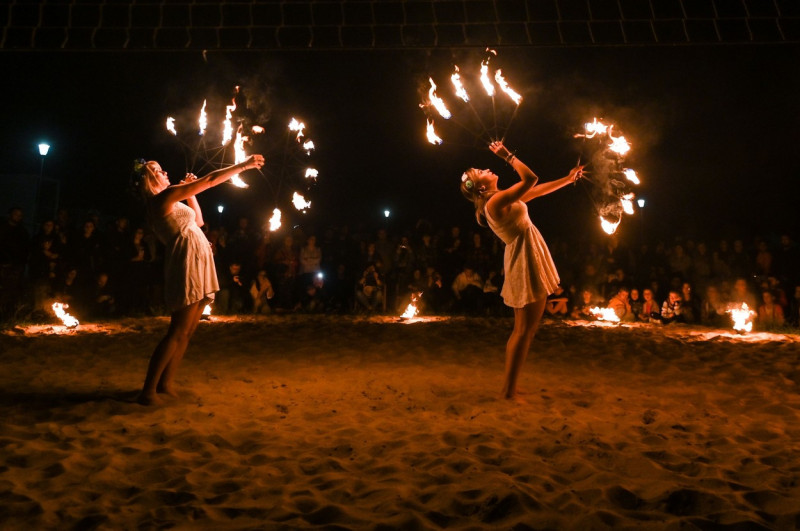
[2,314,800,530]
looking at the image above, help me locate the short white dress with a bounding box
[150,202,219,312]
[485,201,560,308]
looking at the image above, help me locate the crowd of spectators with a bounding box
[2,205,800,332]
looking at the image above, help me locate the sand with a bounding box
[2,314,800,530]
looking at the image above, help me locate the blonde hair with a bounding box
[138,161,163,198]
[460,168,493,226]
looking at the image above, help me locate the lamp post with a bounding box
[217,204,224,228]
[35,142,51,226]
[637,198,646,243]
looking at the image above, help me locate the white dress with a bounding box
[150,202,219,312]
[485,201,560,308]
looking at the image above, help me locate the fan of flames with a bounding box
[165,88,318,232]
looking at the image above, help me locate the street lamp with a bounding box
[637,198,645,208]
[35,142,51,225]
[217,204,224,227]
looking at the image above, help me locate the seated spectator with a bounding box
[483,269,504,316]
[729,277,758,310]
[88,271,116,318]
[424,266,448,314]
[217,261,250,314]
[249,269,275,314]
[680,281,701,324]
[629,288,643,321]
[451,263,483,315]
[661,290,685,324]
[757,290,785,329]
[700,285,728,328]
[638,288,661,323]
[570,287,599,320]
[355,262,384,313]
[299,273,326,313]
[545,284,570,318]
[608,286,634,322]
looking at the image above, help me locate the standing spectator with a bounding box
[299,234,323,286]
[272,235,299,310]
[0,207,30,314]
[773,234,799,288]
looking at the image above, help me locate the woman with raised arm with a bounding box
[132,155,265,405]
[460,141,583,400]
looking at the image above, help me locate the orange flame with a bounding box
[480,58,495,97]
[427,78,451,119]
[589,306,620,322]
[305,168,319,179]
[268,208,282,231]
[166,117,177,136]
[600,216,620,235]
[623,168,640,185]
[401,293,421,319]
[426,119,442,145]
[494,69,522,105]
[608,127,631,156]
[198,99,207,135]
[288,117,305,141]
[292,192,311,211]
[451,65,469,102]
[621,193,635,215]
[727,303,755,333]
[229,129,249,188]
[52,302,79,328]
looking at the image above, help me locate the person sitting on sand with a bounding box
[661,290,685,325]
[608,286,634,322]
[460,140,583,400]
[131,154,265,405]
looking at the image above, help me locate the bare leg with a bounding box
[137,301,203,405]
[502,298,546,400]
[157,301,205,397]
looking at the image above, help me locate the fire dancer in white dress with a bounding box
[460,141,583,400]
[132,155,264,405]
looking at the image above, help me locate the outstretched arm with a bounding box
[519,164,584,203]
[486,141,539,212]
[153,155,265,216]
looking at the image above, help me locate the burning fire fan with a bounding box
[164,86,320,233]
[420,49,523,148]
[573,117,640,235]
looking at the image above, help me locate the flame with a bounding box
[401,293,421,319]
[289,117,305,141]
[451,65,469,102]
[228,129,249,188]
[575,117,609,139]
[268,208,282,231]
[302,140,315,154]
[608,127,631,156]
[198,99,207,135]
[52,302,79,328]
[623,168,640,185]
[427,78,451,119]
[305,168,319,179]
[222,96,236,146]
[600,216,620,235]
[202,304,212,316]
[621,193,635,215]
[727,303,756,333]
[292,192,311,211]
[166,117,177,136]
[251,125,264,134]
[494,69,522,105]
[589,306,620,322]
[480,58,495,97]
[426,119,442,145]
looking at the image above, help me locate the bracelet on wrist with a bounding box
[505,153,516,164]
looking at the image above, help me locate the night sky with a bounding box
[2,44,799,242]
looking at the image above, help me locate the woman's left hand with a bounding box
[181,173,198,184]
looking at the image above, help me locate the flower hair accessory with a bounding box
[461,173,474,190]
[132,158,147,176]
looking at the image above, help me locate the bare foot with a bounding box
[501,390,528,404]
[136,390,164,406]
[157,386,179,399]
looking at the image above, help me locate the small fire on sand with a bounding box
[52,302,79,329]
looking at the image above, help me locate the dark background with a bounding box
[2,44,798,243]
